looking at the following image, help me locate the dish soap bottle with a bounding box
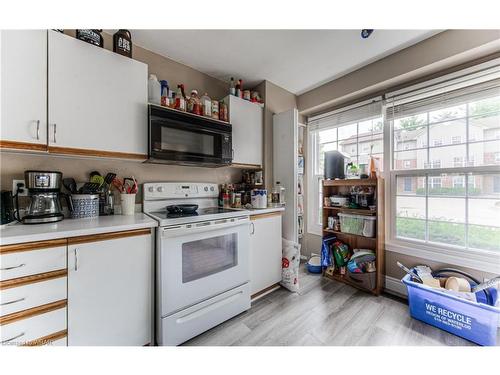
[271,181,286,207]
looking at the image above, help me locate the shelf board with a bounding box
[323,272,377,294]
[148,102,231,126]
[323,229,376,241]
[323,207,376,216]
[323,178,377,187]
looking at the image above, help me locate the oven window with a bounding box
[158,126,215,156]
[182,233,238,283]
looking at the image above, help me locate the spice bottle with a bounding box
[235,79,242,98]
[188,90,202,115]
[201,92,212,117]
[160,80,170,107]
[219,100,228,122]
[211,99,219,120]
[229,77,235,96]
[175,84,186,111]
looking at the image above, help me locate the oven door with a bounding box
[158,216,250,317]
[149,106,232,166]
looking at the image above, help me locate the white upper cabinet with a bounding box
[0,30,48,148]
[48,31,148,157]
[226,95,263,166]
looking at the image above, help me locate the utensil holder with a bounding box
[120,193,136,215]
[70,194,99,219]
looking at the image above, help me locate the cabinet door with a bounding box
[67,231,152,346]
[228,95,263,166]
[48,31,148,157]
[250,214,282,296]
[0,30,47,148]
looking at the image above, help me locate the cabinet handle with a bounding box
[1,332,25,345]
[74,248,78,271]
[250,222,255,235]
[36,120,40,140]
[0,263,26,271]
[1,297,25,306]
[52,123,57,143]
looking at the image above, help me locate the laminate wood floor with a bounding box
[184,264,498,346]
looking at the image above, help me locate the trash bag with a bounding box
[321,235,336,267]
[281,238,301,292]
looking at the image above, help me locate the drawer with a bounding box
[0,243,67,281]
[1,276,67,316]
[1,305,67,346]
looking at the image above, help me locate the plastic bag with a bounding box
[332,240,350,267]
[321,236,336,267]
[281,238,301,292]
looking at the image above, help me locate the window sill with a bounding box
[385,239,500,274]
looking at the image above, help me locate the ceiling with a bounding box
[128,30,441,95]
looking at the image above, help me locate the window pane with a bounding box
[396,192,426,241]
[429,104,466,123]
[337,123,357,140]
[428,221,465,247]
[396,176,425,195]
[394,149,427,170]
[427,173,466,196]
[468,95,500,116]
[429,144,466,169]
[338,140,357,160]
[318,142,337,175]
[394,127,427,151]
[468,140,500,166]
[429,119,466,146]
[469,113,500,142]
[319,128,337,143]
[394,114,427,131]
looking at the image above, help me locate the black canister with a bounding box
[113,29,132,58]
[76,29,104,47]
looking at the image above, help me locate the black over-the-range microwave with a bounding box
[147,104,233,167]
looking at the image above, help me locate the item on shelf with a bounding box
[201,92,212,117]
[369,155,381,178]
[345,162,359,179]
[347,250,376,273]
[148,74,161,105]
[338,212,376,238]
[298,215,304,237]
[70,194,99,219]
[307,255,322,273]
[333,217,340,231]
[324,150,346,180]
[298,155,304,174]
[76,29,104,47]
[321,236,336,267]
[187,90,202,115]
[169,92,176,108]
[332,240,351,267]
[235,79,243,98]
[324,197,330,207]
[281,238,300,292]
[270,181,286,207]
[330,195,348,207]
[327,216,335,229]
[219,100,228,122]
[250,90,261,103]
[233,192,242,208]
[251,189,267,209]
[243,89,251,101]
[348,270,376,290]
[175,84,187,111]
[229,77,236,96]
[1,190,15,225]
[211,99,219,119]
[297,195,304,216]
[113,29,132,58]
[254,170,263,185]
[160,80,170,107]
[298,174,304,194]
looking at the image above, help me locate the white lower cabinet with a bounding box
[249,213,283,296]
[67,231,153,346]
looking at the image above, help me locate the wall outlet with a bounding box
[12,179,27,197]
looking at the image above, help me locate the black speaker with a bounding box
[324,151,345,180]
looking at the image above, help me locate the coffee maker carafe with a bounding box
[22,171,70,224]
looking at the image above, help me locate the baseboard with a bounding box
[384,275,408,299]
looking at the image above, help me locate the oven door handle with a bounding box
[161,217,249,238]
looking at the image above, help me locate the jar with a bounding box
[188,90,202,115]
[271,182,285,207]
[243,90,251,101]
[201,92,212,117]
[211,100,219,119]
[219,100,228,122]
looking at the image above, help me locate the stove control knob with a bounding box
[204,186,208,192]
[148,186,154,192]
[157,186,164,193]
[210,186,215,191]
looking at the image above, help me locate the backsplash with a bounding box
[0,152,241,202]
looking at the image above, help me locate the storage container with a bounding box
[402,274,500,346]
[347,271,376,290]
[338,212,376,237]
[70,194,99,219]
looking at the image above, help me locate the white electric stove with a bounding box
[143,182,251,346]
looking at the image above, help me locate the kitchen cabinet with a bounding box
[67,229,153,346]
[249,212,282,297]
[0,30,48,150]
[225,95,263,167]
[48,31,148,159]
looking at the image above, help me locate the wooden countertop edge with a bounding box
[22,329,67,346]
[0,299,67,325]
[250,211,283,220]
[67,228,151,245]
[0,238,68,254]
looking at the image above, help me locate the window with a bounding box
[388,67,500,255]
[307,99,383,234]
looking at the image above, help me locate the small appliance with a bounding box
[330,195,348,207]
[21,171,70,224]
[324,150,346,180]
[1,191,14,225]
[147,104,233,167]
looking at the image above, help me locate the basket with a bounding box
[338,212,376,237]
[402,274,500,346]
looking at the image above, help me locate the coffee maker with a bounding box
[21,171,69,224]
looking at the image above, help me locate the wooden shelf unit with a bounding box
[322,177,384,295]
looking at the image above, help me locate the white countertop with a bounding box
[0,214,158,246]
[244,207,285,215]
